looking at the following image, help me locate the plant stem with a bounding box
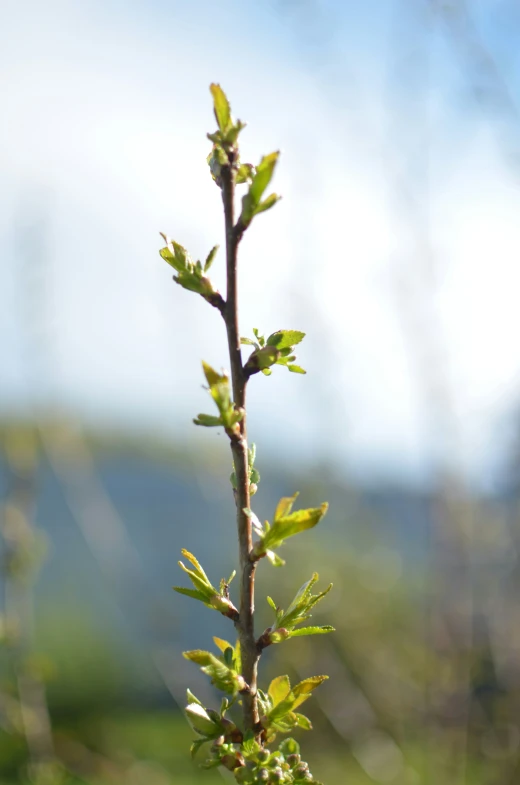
[221,161,259,732]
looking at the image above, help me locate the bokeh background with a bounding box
[3,0,520,783]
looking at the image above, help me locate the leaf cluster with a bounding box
[260,574,334,648]
[242,330,306,376]
[159,235,223,310]
[184,637,245,695]
[173,549,239,621]
[193,362,244,436]
[258,674,328,742]
[249,494,328,567]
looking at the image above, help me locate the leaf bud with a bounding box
[257,749,271,763]
[256,769,270,782]
[286,754,301,768]
[268,768,284,783]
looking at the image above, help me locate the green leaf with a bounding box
[240,337,257,347]
[274,493,299,521]
[236,163,256,185]
[181,549,209,580]
[266,596,278,613]
[294,713,312,731]
[265,549,285,567]
[268,675,291,706]
[202,361,224,388]
[266,330,305,350]
[186,688,203,707]
[213,637,234,655]
[252,328,265,345]
[254,193,281,216]
[185,703,221,736]
[259,502,329,554]
[183,650,244,695]
[193,414,223,427]
[204,245,219,272]
[210,83,231,133]
[288,364,306,374]
[178,563,213,598]
[288,626,335,637]
[173,586,208,603]
[249,152,280,205]
[291,675,328,709]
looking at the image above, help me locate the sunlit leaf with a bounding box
[213,637,234,655]
[210,83,231,133]
[266,331,305,350]
[204,245,219,272]
[254,193,281,216]
[173,586,207,602]
[288,626,335,637]
[274,493,299,521]
[249,152,280,204]
[291,675,328,709]
[268,675,291,706]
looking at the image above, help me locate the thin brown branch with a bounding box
[220,159,259,733]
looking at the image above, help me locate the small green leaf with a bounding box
[268,675,291,706]
[181,549,209,579]
[259,503,329,553]
[294,713,312,731]
[240,337,257,347]
[288,364,306,374]
[254,193,281,216]
[266,330,305,350]
[185,702,220,736]
[265,549,285,567]
[173,586,207,602]
[202,361,224,388]
[186,688,203,706]
[288,626,335,637]
[210,83,231,133]
[249,152,280,204]
[267,596,277,612]
[291,675,328,709]
[236,163,256,184]
[213,637,234,655]
[252,328,265,345]
[204,245,219,272]
[274,493,299,521]
[193,414,223,427]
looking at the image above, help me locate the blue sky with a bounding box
[2,0,520,484]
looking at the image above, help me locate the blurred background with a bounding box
[3,0,520,783]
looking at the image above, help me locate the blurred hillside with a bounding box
[2,418,520,784]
